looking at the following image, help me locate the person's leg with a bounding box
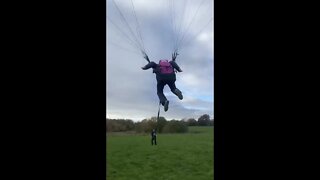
[157,80,170,111]
[168,80,183,100]
[157,80,167,105]
[155,137,157,145]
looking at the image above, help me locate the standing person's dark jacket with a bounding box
[151,129,157,145]
[151,130,156,138]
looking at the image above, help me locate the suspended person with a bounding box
[151,129,157,145]
[141,52,183,112]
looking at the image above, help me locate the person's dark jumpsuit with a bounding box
[141,60,183,111]
[151,129,157,145]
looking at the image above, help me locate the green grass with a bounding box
[107,126,214,180]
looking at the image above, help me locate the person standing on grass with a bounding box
[151,129,157,145]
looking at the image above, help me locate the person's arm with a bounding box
[170,61,183,72]
[141,61,157,70]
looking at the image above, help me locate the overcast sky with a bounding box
[107,0,213,122]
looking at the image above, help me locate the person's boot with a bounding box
[174,89,183,100]
[164,100,169,112]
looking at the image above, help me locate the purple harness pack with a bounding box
[158,60,174,74]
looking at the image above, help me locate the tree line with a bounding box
[107,114,213,133]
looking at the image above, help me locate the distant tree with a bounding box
[198,114,210,126]
[140,119,151,133]
[134,121,143,133]
[181,118,188,123]
[156,116,167,133]
[209,119,214,126]
[106,119,135,132]
[134,119,156,133]
[106,119,113,132]
[123,119,135,130]
[162,120,188,133]
[106,119,122,132]
[147,118,157,132]
[187,118,198,126]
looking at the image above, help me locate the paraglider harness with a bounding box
[143,51,179,131]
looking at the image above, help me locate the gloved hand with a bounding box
[144,55,150,62]
[172,51,179,61]
[143,52,150,62]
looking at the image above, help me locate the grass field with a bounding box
[107,126,214,180]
